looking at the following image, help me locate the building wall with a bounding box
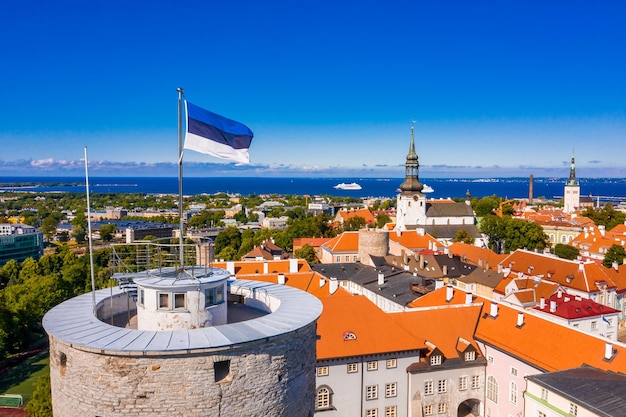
[409,364,485,417]
[315,352,420,417]
[525,379,599,417]
[49,321,317,417]
[0,225,44,266]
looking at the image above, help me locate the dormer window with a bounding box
[430,355,442,366]
[464,351,476,361]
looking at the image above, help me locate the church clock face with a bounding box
[413,195,419,201]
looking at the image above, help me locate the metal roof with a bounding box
[42,279,322,355]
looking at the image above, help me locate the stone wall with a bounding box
[49,322,317,417]
[358,229,389,267]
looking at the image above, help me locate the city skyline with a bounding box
[1,1,625,178]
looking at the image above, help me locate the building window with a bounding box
[510,381,517,405]
[138,289,144,306]
[173,293,186,310]
[317,366,329,377]
[464,351,476,361]
[386,358,397,369]
[423,405,433,416]
[437,379,447,393]
[366,385,378,400]
[570,403,578,416]
[347,363,358,373]
[591,321,597,329]
[385,406,397,417]
[472,375,481,389]
[424,380,434,395]
[486,375,498,403]
[345,255,350,262]
[430,355,442,365]
[366,409,378,417]
[459,376,468,391]
[336,256,340,263]
[385,382,397,398]
[367,361,378,371]
[158,292,170,309]
[353,255,358,262]
[205,286,224,307]
[541,388,548,401]
[538,412,546,417]
[438,403,446,414]
[316,386,332,410]
[510,367,518,377]
[487,355,494,363]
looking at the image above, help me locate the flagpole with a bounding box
[177,87,185,268]
[84,146,97,311]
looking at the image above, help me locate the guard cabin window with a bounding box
[174,293,186,310]
[205,286,225,307]
[158,292,170,310]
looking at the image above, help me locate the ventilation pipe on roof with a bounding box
[329,277,339,295]
[490,302,499,318]
[465,292,473,304]
[605,342,614,360]
[550,300,557,313]
[446,285,454,302]
[277,273,286,285]
[517,312,524,327]
[540,297,546,309]
[378,272,385,286]
[443,265,448,276]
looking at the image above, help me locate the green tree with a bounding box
[553,243,579,260]
[480,215,550,254]
[376,213,392,229]
[214,226,242,255]
[24,372,52,417]
[295,244,318,264]
[41,215,59,241]
[582,203,626,230]
[344,216,367,231]
[473,195,501,217]
[454,229,475,245]
[603,244,626,268]
[99,223,117,242]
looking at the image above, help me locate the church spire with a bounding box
[567,150,578,186]
[399,124,424,193]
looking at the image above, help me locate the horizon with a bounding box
[2,2,625,178]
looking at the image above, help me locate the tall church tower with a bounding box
[395,125,427,231]
[563,151,580,213]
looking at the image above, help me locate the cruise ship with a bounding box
[334,182,362,190]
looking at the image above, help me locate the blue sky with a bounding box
[1,1,625,178]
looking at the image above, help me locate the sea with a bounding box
[2,176,626,202]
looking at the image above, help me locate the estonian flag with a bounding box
[184,101,253,163]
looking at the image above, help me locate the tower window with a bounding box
[214,360,231,383]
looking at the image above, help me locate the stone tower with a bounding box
[43,258,322,417]
[396,125,427,231]
[563,151,580,213]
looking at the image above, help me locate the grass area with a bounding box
[0,351,49,404]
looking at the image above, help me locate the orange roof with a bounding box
[407,285,475,308]
[389,230,439,250]
[213,259,312,274]
[334,208,376,224]
[242,271,352,299]
[316,295,424,359]
[322,231,359,252]
[292,237,332,249]
[449,242,507,270]
[475,299,626,373]
[500,250,617,294]
[604,262,626,293]
[390,305,483,359]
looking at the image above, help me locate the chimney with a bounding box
[319,277,326,288]
[529,174,534,203]
[289,258,298,273]
[490,302,499,318]
[465,292,473,304]
[225,261,235,275]
[419,255,425,269]
[557,289,563,298]
[443,265,448,276]
[446,285,454,302]
[599,225,606,236]
[605,342,614,360]
[484,260,489,270]
[498,263,503,273]
[378,272,385,286]
[263,261,269,274]
[550,300,557,313]
[478,258,483,268]
[329,277,339,295]
[613,261,619,271]
[540,297,546,309]
[517,312,524,327]
[579,261,584,272]
[277,274,286,285]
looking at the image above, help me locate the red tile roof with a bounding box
[535,292,620,319]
